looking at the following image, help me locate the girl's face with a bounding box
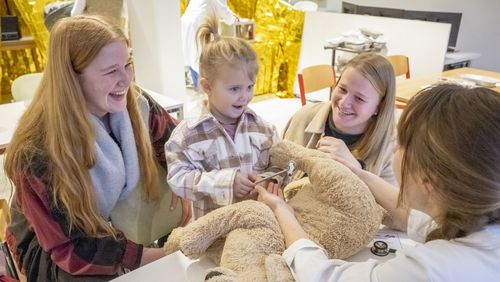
[79,40,134,117]
[201,64,255,124]
[330,67,381,135]
[393,146,436,214]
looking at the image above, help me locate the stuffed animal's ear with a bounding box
[270,141,330,169]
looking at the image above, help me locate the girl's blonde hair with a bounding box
[197,16,258,84]
[4,15,160,237]
[398,84,500,241]
[339,53,396,174]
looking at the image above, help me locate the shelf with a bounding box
[323,45,378,53]
[1,36,36,52]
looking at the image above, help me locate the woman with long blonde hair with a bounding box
[4,15,187,280]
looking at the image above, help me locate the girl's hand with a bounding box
[316,136,361,169]
[169,192,192,227]
[233,172,255,198]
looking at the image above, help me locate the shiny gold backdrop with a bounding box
[184,0,305,98]
[0,0,49,103]
[250,0,304,98]
[1,0,304,103]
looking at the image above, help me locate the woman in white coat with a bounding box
[257,84,500,281]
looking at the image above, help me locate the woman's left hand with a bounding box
[316,136,361,169]
[169,192,192,227]
[256,182,293,213]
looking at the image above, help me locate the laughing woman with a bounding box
[4,16,189,281]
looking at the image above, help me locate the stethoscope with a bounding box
[254,160,296,185]
[370,240,397,256]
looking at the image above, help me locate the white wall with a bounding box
[326,0,500,72]
[126,0,186,101]
[297,11,450,93]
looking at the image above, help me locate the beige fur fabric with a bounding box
[271,141,383,259]
[164,200,292,281]
[164,140,382,281]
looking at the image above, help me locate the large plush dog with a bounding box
[164,141,382,281]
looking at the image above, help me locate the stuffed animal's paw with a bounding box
[163,226,184,255]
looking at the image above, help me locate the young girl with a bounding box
[283,53,397,185]
[165,17,279,219]
[257,84,500,281]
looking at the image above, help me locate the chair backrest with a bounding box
[293,1,319,11]
[298,64,336,106]
[11,72,43,102]
[386,55,410,79]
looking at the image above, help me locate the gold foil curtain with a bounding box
[1,0,49,104]
[227,0,256,20]
[12,0,52,58]
[180,0,305,98]
[180,0,188,15]
[251,0,304,97]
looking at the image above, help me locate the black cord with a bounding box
[4,0,12,15]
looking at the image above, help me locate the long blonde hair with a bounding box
[4,15,159,237]
[197,16,258,84]
[398,84,500,241]
[339,53,396,174]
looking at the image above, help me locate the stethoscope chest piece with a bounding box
[371,240,390,256]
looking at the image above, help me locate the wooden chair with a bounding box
[387,55,410,79]
[387,55,410,109]
[298,65,336,106]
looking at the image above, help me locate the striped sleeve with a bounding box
[165,122,236,206]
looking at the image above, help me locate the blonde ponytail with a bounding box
[197,16,258,84]
[197,15,220,51]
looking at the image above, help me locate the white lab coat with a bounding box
[181,0,237,73]
[283,224,500,282]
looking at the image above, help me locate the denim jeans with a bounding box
[189,66,199,91]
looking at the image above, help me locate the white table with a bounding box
[112,251,215,282]
[0,101,26,150]
[248,91,330,134]
[443,51,481,70]
[113,228,417,280]
[144,88,184,120]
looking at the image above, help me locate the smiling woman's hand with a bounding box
[316,136,362,169]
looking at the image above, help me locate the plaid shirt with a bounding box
[165,106,279,219]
